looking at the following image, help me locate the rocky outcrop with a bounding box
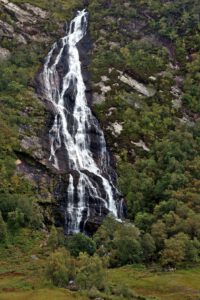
[0,46,10,60]
[0,19,27,43]
[131,140,150,152]
[0,0,50,46]
[1,0,33,23]
[0,0,48,23]
[23,3,49,19]
[107,122,123,137]
[118,72,156,97]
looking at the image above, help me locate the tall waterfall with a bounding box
[40,10,121,233]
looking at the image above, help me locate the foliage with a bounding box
[0,193,43,232]
[160,233,200,267]
[46,249,107,291]
[0,211,8,243]
[46,248,76,287]
[48,226,60,250]
[64,233,96,257]
[76,253,107,291]
[94,216,142,266]
[88,0,200,267]
[1,0,200,270]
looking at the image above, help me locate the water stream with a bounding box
[41,10,121,233]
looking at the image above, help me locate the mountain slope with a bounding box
[0,0,200,284]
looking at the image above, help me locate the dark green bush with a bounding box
[65,233,96,257]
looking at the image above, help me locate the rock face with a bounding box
[23,3,48,19]
[37,10,123,234]
[0,2,124,234]
[1,0,33,23]
[0,0,50,46]
[0,0,48,22]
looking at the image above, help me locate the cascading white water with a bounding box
[41,10,120,233]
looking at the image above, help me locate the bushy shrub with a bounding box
[48,225,59,250]
[46,249,107,291]
[46,248,75,287]
[76,253,107,291]
[0,194,43,231]
[65,233,96,257]
[94,216,142,267]
[160,233,200,268]
[0,211,8,243]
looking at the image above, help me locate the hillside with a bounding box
[0,0,200,299]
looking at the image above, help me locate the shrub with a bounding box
[160,233,199,268]
[7,208,25,231]
[76,253,107,291]
[141,233,156,262]
[48,225,59,250]
[113,224,142,266]
[0,211,8,243]
[46,248,76,287]
[95,216,142,266]
[0,194,43,230]
[65,233,96,257]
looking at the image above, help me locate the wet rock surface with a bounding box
[35,10,122,234]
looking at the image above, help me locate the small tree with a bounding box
[160,233,190,267]
[48,225,59,250]
[151,220,167,250]
[46,248,75,287]
[7,209,25,231]
[65,233,96,257]
[113,223,142,266]
[0,211,8,244]
[76,253,107,291]
[141,233,156,262]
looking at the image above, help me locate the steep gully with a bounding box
[39,10,124,234]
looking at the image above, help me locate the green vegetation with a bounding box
[1,0,200,299]
[88,0,200,269]
[0,0,82,254]
[0,229,200,300]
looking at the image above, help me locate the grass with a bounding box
[0,230,88,300]
[108,265,200,300]
[0,289,88,300]
[0,232,200,300]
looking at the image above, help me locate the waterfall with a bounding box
[41,10,121,233]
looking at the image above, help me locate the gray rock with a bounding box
[21,136,47,161]
[31,255,39,261]
[0,47,10,60]
[131,140,150,152]
[118,72,156,97]
[0,19,14,37]
[106,107,117,117]
[101,75,109,82]
[1,0,34,24]
[93,92,106,104]
[172,98,182,109]
[107,122,123,137]
[23,3,48,19]
[109,41,120,49]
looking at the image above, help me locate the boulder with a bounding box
[0,47,10,60]
[131,140,150,152]
[118,72,156,97]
